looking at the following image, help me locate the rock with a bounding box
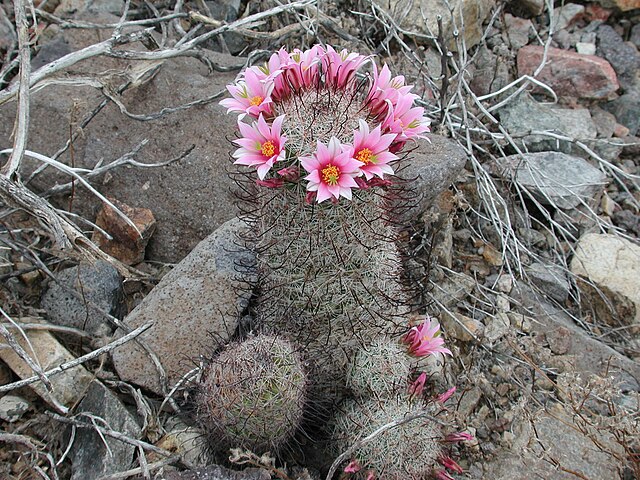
[495,152,607,210]
[0,329,93,408]
[0,22,244,263]
[441,312,484,341]
[397,135,466,225]
[481,404,624,479]
[153,466,271,480]
[469,45,513,96]
[546,326,572,354]
[41,261,124,337]
[206,0,242,22]
[552,3,585,31]
[631,24,640,50]
[511,281,640,391]
[498,93,597,153]
[613,209,640,236]
[570,233,640,327]
[504,14,532,50]
[0,395,30,422]
[613,123,630,138]
[429,272,476,309]
[70,381,141,480]
[590,106,617,138]
[92,198,156,265]
[526,262,570,303]
[378,0,495,50]
[592,0,640,12]
[111,218,255,395]
[484,312,510,343]
[0,361,12,385]
[506,312,533,332]
[604,91,640,136]
[575,41,596,55]
[596,24,640,91]
[517,45,619,99]
[513,0,544,16]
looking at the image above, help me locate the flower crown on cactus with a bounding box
[220,45,431,203]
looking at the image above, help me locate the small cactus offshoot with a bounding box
[195,334,306,453]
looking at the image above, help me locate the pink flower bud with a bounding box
[256,178,285,188]
[344,460,361,473]
[436,386,456,404]
[444,431,474,443]
[408,372,427,399]
[439,454,464,474]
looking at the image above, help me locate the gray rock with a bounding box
[495,151,608,210]
[398,135,466,224]
[429,272,476,309]
[590,106,617,139]
[469,46,513,97]
[70,381,141,480]
[514,0,544,16]
[631,24,640,50]
[604,91,640,136]
[552,3,584,31]
[498,94,597,153]
[111,218,255,395]
[504,14,532,50]
[526,262,570,303]
[41,261,124,337]
[481,404,623,479]
[153,466,270,480]
[0,395,30,422]
[484,312,510,343]
[511,281,640,392]
[597,24,640,91]
[379,0,495,50]
[570,233,640,327]
[0,22,244,264]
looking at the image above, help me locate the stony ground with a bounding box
[0,0,639,479]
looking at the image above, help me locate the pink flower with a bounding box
[349,120,397,180]
[365,471,376,480]
[439,455,464,474]
[220,68,273,118]
[402,318,452,358]
[408,372,427,399]
[301,137,363,203]
[381,94,431,144]
[273,45,324,99]
[277,165,300,182]
[434,470,455,480]
[233,114,287,180]
[344,460,361,473]
[436,386,456,404]
[323,45,369,89]
[444,431,474,443]
[366,63,415,118]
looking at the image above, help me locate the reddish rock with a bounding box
[92,198,156,265]
[517,46,619,100]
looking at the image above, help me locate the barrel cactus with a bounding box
[195,334,306,453]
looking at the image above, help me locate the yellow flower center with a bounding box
[321,164,340,185]
[355,148,373,165]
[261,141,275,157]
[250,95,264,106]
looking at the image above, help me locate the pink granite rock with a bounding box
[517,45,619,99]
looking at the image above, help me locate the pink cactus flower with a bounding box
[323,45,369,89]
[233,114,287,180]
[220,68,273,118]
[301,137,363,203]
[408,372,428,398]
[275,45,324,98]
[365,471,376,480]
[382,94,431,143]
[402,317,452,358]
[349,120,397,180]
[343,460,361,473]
[366,63,415,118]
[439,455,464,474]
[277,165,300,182]
[434,470,455,480]
[444,431,475,443]
[436,386,457,404]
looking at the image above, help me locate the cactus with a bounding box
[223,46,431,398]
[195,334,306,453]
[347,337,411,399]
[330,397,443,479]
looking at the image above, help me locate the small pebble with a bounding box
[0,395,30,422]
